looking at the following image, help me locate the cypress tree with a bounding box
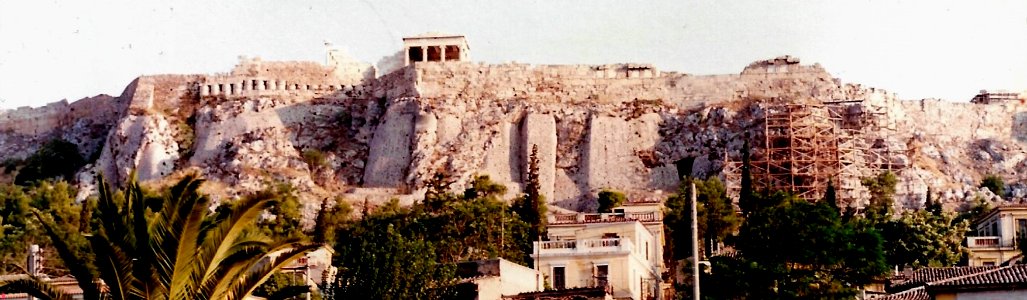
[739,138,755,215]
[824,179,839,213]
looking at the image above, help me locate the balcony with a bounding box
[549,212,662,225]
[533,238,634,257]
[967,236,1016,249]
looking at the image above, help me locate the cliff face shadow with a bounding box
[1013,112,1027,143]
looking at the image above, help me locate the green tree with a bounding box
[329,175,533,298]
[958,195,992,224]
[0,181,86,276]
[255,182,305,239]
[730,191,888,298]
[880,210,969,268]
[980,174,1005,197]
[330,219,458,300]
[312,197,352,245]
[862,171,898,223]
[13,139,85,186]
[596,189,626,213]
[664,177,741,260]
[513,145,547,241]
[738,138,755,215]
[824,179,839,213]
[0,174,323,300]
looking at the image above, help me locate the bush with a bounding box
[980,174,1005,197]
[302,149,327,171]
[597,189,626,213]
[14,139,85,185]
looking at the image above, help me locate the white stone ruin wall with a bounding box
[482,121,521,190]
[585,116,636,192]
[363,104,415,188]
[522,113,557,203]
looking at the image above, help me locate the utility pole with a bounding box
[691,182,700,300]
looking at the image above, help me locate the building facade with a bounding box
[966,205,1027,266]
[533,207,665,300]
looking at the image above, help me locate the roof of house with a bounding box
[926,265,1027,292]
[973,204,1027,225]
[889,266,1000,292]
[877,287,928,300]
[882,265,1027,297]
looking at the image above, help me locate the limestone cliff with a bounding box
[2,55,1025,215]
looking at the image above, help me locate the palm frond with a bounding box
[153,174,209,300]
[0,275,72,300]
[226,243,324,300]
[89,232,138,300]
[197,192,277,284]
[31,210,101,299]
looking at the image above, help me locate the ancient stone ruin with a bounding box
[2,34,1026,216]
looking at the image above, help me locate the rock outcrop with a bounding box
[2,55,1026,215]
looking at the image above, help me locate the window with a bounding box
[992,222,1000,237]
[983,261,996,266]
[553,266,566,290]
[613,208,625,214]
[646,241,650,260]
[595,265,609,287]
[1017,219,1027,240]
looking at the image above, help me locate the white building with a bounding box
[532,206,665,300]
[966,205,1027,266]
[458,258,542,300]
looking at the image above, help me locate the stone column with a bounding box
[256,80,265,91]
[200,85,210,96]
[405,47,411,66]
[441,46,447,62]
[213,84,222,95]
[422,46,427,63]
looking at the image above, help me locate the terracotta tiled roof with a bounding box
[881,265,1027,298]
[928,265,1027,289]
[889,266,999,292]
[876,287,927,300]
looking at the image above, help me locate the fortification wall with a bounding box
[0,101,70,135]
[410,60,855,111]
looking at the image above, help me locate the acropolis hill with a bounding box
[2,34,1026,217]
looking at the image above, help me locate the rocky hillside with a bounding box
[2,55,1025,216]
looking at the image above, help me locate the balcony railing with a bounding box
[967,236,1001,249]
[534,238,634,256]
[549,212,662,225]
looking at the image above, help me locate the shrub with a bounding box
[14,139,85,185]
[597,189,626,213]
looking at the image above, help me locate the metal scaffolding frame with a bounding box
[724,101,893,204]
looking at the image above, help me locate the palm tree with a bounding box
[0,174,323,300]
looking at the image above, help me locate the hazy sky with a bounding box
[1,0,1025,108]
